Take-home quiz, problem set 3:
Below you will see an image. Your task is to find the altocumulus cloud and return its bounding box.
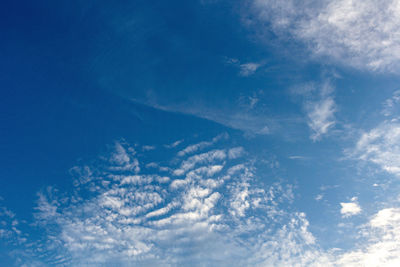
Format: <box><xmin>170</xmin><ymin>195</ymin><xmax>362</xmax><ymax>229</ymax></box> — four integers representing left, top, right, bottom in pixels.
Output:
<box><xmin>3</xmin><ymin>136</ymin><xmax>400</xmax><ymax>266</ymax></box>
<box><xmin>8</xmin><ymin>137</ymin><xmax>329</xmax><ymax>266</ymax></box>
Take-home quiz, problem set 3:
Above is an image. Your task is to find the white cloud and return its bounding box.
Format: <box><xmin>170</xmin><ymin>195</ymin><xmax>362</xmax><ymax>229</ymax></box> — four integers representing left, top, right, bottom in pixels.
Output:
<box><xmin>382</xmin><ymin>90</ymin><xmax>400</xmax><ymax>117</ymax></box>
<box><xmin>307</xmin><ymin>97</ymin><xmax>336</xmax><ymax>141</ymax></box>
<box><xmin>110</xmin><ymin>142</ymin><xmax>131</xmax><ymax>165</ymax></box>
<box><xmin>164</xmin><ymin>139</ymin><xmax>183</xmax><ymax>149</ymax></box>
<box><xmin>315</xmin><ymin>194</ymin><xmax>323</xmax><ymax>201</ymax></box>
<box><xmin>249</xmin><ymin>0</ymin><xmax>400</xmax><ymax>72</ymax></box>
<box><xmin>14</xmin><ymin>137</ymin><xmax>400</xmax><ymax>266</ymax></box>
<box><xmin>13</xmin><ymin>139</ymin><xmax>328</xmax><ymax>266</ymax></box>
<box><xmin>109</xmin><ymin>142</ymin><xmax>140</xmax><ymax>172</ymax></box>
<box><xmin>336</xmin><ymin>207</ymin><xmax>400</xmax><ymax>266</ymax></box>
<box><xmin>178</xmin><ymin>141</ymin><xmax>212</xmax><ymax>157</ymax></box>
<box><xmin>291</xmin><ymin>81</ymin><xmax>336</xmax><ymax>141</ymax></box>
<box><xmin>352</xmin><ymin>120</ymin><xmax>400</xmax><ymax>176</ymax></box>
<box><xmin>173</xmin><ymin>149</ymin><xmax>227</xmax><ymax>176</ymax></box>
<box><xmin>225</xmin><ymin>57</ymin><xmax>263</xmax><ymax>76</ymax></box>
<box><xmin>239</xmin><ymin>62</ymin><xmax>261</xmax><ymax>76</ymax></box>
<box><xmin>340</xmin><ymin>199</ymin><xmax>361</xmax><ymax>218</ymax></box>
<box><xmin>134</xmin><ymin>97</ymin><xmax>280</xmax><ymax>136</ymax></box>
<box><xmin>142</xmin><ymin>145</ymin><xmax>155</xmax><ymax>151</ymax></box>
<box><xmin>0</xmin><ymin>203</ymin><xmax>24</xmax><ymax>243</ymax></box>
<box><xmin>228</xmin><ymin>146</ymin><xmax>245</xmax><ymax>159</ymax></box>
<box><xmin>69</xmin><ymin>165</ymin><xmax>93</xmax><ymax>187</ymax></box>
<box><xmin>177</xmin><ymin>133</ymin><xmax>227</xmax><ymax>157</ymax></box>
<box><xmin>145</xmin><ymin>162</ymin><xmax>158</xmax><ymax>168</ymax></box>
<box><xmin>289</xmin><ymin>155</ymin><xmax>307</xmax><ymax>160</ymax></box>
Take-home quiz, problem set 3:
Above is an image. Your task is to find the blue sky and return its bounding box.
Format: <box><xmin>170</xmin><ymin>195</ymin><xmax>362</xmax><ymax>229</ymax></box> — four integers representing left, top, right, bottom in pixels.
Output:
<box><xmin>2</xmin><ymin>0</ymin><xmax>400</xmax><ymax>266</ymax></box>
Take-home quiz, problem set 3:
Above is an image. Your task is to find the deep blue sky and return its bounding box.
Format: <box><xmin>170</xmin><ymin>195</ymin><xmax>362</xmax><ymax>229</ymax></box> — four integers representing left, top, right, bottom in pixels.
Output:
<box><xmin>2</xmin><ymin>0</ymin><xmax>400</xmax><ymax>266</ymax></box>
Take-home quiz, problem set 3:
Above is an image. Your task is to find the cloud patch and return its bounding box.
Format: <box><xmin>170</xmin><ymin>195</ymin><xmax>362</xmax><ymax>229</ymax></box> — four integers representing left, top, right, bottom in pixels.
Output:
<box><xmin>352</xmin><ymin>120</ymin><xmax>400</xmax><ymax>176</ymax></box>
<box><xmin>291</xmin><ymin>81</ymin><xmax>336</xmax><ymax>141</ymax></box>
<box><xmin>8</xmin><ymin>138</ymin><xmax>328</xmax><ymax>266</ymax></box>
<box><xmin>248</xmin><ymin>0</ymin><xmax>400</xmax><ymax>72</ymax></box>
<box><xmin>340</xmin><ymin>197</ymin><xmax>362</xmax><ymax>218</ymax></box>
<box><xmin>337</xmin><ymin>207</ymin><xmax>400</xmax><ymax>266</ymax></box>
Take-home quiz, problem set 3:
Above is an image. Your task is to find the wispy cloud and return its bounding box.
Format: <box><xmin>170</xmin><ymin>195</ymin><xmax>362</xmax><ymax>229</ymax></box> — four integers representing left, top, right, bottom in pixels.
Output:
<box><xmin>225</xmin><ymin>57</ymin><xmax>264</xmax><ymax>76</ymax></box>
<box><xmin>142</xmin><ymin>145</ymin><xmax>155</xmax><ymax>151</ymax></box>
<box><xmin>177</xmin><ymin>133</ymin><xmax>227</xmax><ymax>157</ymax></box>
<box><xmin>382</xmin><ymin>90</ymin><xmax>400</xmax><ymax>117</ymax></box>
<box><xmin>291</xmin><ymin>81</ymin><xmax>337</xmax><ymax>141</ymax></box>
<box><xmin>307</xmin><ymin>97</ymin><xmax>336</xmax><ymax>141</ymax></box>
<box><xmin>164</xmin><ymin>139</ymin><xmax>184</xmax><ymax>149</ymax></box>
<box><xmin>248</xmin><ymin>0</ymin><xmax>400</xmax><ymax>72</ymax></box>
<box><xmin>347</xmin><ymin>90</ymin><xmax>400</xmax><ymax>177</ymax></box>
<box><xmin>135</xmin><ymin>98</ymin><xmax>280</xmax><ymax>136</ymax></box>
<box><xmin>0</xmin><ymin>203</ymin><xmax>25</xmax><ymax>244</ymax></box>
<box><xmin>289</xmin><ymin>155</ymin><xmax>307</xmax><ymax>160</ymax></box>
<box><xmin>239</xmin><ymin>62</ymin><xmax>262</xmax><ymax>76</ymax></box>
<box><xmin>351</xmin><ymin>120</ymin><xmax>400</xmax><ymax>176</ymax></box>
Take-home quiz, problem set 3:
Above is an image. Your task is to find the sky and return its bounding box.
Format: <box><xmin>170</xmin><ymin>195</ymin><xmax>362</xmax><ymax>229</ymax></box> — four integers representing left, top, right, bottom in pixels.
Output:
<box><xmin>1</xmin><ymin>0</ymin><xmax>400</xmax><ymax>266</ymax></box>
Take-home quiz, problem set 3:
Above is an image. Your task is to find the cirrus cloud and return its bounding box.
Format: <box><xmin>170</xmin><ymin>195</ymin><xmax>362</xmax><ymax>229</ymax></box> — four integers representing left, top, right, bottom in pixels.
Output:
<box><xmin>248</xmin><ymin>0</ymin><xmax>400</xmax><ymax>72</ymax></box>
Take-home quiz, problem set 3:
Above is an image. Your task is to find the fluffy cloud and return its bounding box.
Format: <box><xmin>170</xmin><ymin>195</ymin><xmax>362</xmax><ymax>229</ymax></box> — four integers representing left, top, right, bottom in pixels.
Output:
<box><xmin>337</xmin><ymin>207</ymin><xmax>400</xmax><ymax>266</ymax></box>
<box><xmin>340</xmin><ymin>197</ymin><xmax>362</xmax><ymax>218</ymax></box>
<box><xmin>249</xmin><ymin>0</ymin><xmax>400</xmax><ymax>72</ymax></box>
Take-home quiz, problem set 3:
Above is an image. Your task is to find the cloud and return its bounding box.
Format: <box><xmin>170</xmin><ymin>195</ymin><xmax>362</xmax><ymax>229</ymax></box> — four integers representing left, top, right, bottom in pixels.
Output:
<box><xmin>289</xmin><ymin>155</ymin><xmax>307</xmax><ymax>160</ymax></box>
<box><xmin>291</xmin><ymin>81</ymin><xmax>336</xmax><ymax>141</ymax></box>
<box><xmin>164</xmin><ymin>139</ymin><xmax>183</xmax><ymax>149</ymax></box>
<box><xmin>336</xmin><ymin>207</ymin><xmax>400</xmax><ymax>266</ymax></box>
<box><xmin>177</xmin><ymin>133</ymin><xmax>227</xmax><ymax>157</ymax></box>
<box><xmin>248</xmin><ymin>0</ymin><xmax>400</xmax><ymax>72</ymax></box>
<box><xmin>0</xmin><ymin>204</ymin><xmax>23</xmax><ymax>243</ymax></box>
<box><xmin>225</xmin><ymin>58</ymin><xmax>263</xmax><ymax>76</ymax></box>
<box><xmin>142</xmin><ymin>145</ymin><xmax>156</xmax><ymax>151</ymax></box>
<box><xmin>239</xmin><ymin>62</ymin><xmax>262</xmax><ymax>76</ymax></box>
<box><xmin>7</xmin><ymin>137</ymin><xmax>400</xmax><ymax>266</ymax></box>
<box><xmin>173</xmin><ymin>149</ymin><xmax>227</xmax><ymax>176</ymax></box>
<box><xmin>9</xmin><ymin>138</ymin><xmax>331</xmax><ymax>266</ymax></box>
<box><xmin>307</xmin><ymin>97</ymin><xmax>336</xmax><ymax>141</ymax></box>
<box><xmin>315</xmin><ymin>194</ymin><xmax>323</xmax><ymax>201</ymax></box>
<box><xmin>351</xmin><ymin>120</ymin><xmax>400</xmax><ymax>176</ymax></box>
<box><xmin>109</xmin><ymin>141</ymin><xmax>140</xmax><ymax>172</ymax></box>
<box><xmin>382</xmin><ymin>90</ymin><xmax>400</xmax><ymax>117</ymax></box>
<box><xmin>228</xmin><ymin>147</ymin><xmax>245</xmax><ymax>159</ymax></box>
<box><xmin>340</xmin><ymin>197</ymin><xmax>361</xmax><ymax>218</ymax></box>
<box><xmin>147</xmin><ymin>101</ymin><xmax>278</xmax><ymax>136</ymax></box>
